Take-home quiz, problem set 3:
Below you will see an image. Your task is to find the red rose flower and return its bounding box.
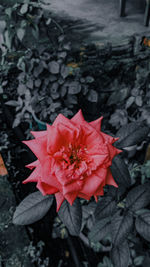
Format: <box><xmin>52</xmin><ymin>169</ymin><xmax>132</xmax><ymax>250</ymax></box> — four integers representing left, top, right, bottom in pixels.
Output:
<box><xmin>23</xmin><ymin>110</ymin><xmax>121</xmax><ymax>211</ymax></box>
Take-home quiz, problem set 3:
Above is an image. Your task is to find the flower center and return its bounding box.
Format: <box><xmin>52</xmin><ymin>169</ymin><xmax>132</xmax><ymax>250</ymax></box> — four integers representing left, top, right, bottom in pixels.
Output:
<box><xmin>54</xmin><ymin>143</ymin><xmax>90</xmax><ymax>180</ymax></box>
<box><xmin>63</xmin><ymin>143</ymin><xmax>87</xmax><ymax>166</ymax></box>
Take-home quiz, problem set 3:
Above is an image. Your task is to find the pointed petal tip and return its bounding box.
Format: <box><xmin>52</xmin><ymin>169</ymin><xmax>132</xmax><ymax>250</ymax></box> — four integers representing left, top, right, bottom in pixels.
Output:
<box><xmin>30</xmin><ymin>131</ymin><xmax>36</xmax><ymax>137</ymax></box>
<box><xmin>46</xmin><ymin>123</ymin><xmax>51</xmax><ymax>129</ymax></box>
<box><xmin>117</xmin><ymin>149</ymin><xmax>122</xmax><ymax>154</ymax></box>
<box><xmin>89</xmin><ymin>115</ymin><xmax>103</xmax><ymax>132</ymax></box>
<box><xmin>55</xmin><ymin>192</ymin><xmax>65</xmax><ymax>212</ymax></box>
<box><xmin>94</xmin><ymin>195</ymin><xmax>98</xmax><ymax>202</ymax></box>
<box><xmin>71</xmin><ymin>109</ymin><xmax>85</xmax><ymax>124</ymax></box>
<box><xmin>22</xmin><ymin>179</ymin><xmax>36</xmax><ymax>184</ymax></box>
<box><xmin>22</xmin><ymin>140</ymin><xmax>27</xmax><ymax>145</ymax></box>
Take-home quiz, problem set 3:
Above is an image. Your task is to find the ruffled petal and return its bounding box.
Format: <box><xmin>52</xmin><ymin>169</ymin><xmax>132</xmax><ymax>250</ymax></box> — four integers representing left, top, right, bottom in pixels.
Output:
<box><xmin>62</xmin><ymin>180</ymin><xmax>83</xmax><ymax>195</ymax></box>
<box><xmin>84</xmin><ymin>126</ymin><xmax>103</xmax><ymax>149</ymax></box>
<box><xmin>90</xmin><ymin>154</ymin><xmax>108</xmax><ymax>169</ymax></box>
<box><xmin>55</xmin><ymin>192</ymin><xmax>65</xmax><ymax>212</ymax></box>
<box><xmin>58</xmin><ymin>123</ymin><xmax>79</xmax><ymax>144</ymax></box>
<box><xmin>37</xmin><ymin>181</ymin><xmax>58</xmax><ymax>195</ymax></box>
<box><xmin>89</xmin><ymin>116</ymin><xmax>103</xmax><ymax>132</ymax></box>
<box><xmin>47</xmin><ymin>124</ymin><xmax>62</xmax><ymax>154</ymax></box>
<box><xmin>53</xmin><ymin>162</ymin><xmax>70</xmax><ymax>185</ymax></box>
<box><xmin>41</xmin><ymin>158</ymin><xmax>62</xmax><ymax>190</ymax></box>
<box><xmin>81</xmin><ymin>168</ymin><xmax>107</xmax><ymax>196</ymax></box>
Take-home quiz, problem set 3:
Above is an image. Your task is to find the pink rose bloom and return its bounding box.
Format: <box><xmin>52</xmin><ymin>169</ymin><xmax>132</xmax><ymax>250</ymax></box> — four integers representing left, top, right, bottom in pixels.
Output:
<box><xmin>23</xmin><ymin>110</ymin><xmax>121</xmax><ymax>211</ymax></box>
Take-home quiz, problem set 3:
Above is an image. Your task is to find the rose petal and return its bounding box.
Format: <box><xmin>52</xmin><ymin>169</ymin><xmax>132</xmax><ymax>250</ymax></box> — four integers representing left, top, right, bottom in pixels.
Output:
<box><xmin>47</xmin><ymin>124</ymin><xmax>62</xmax><ymax>154</ymax></box>
<box><xmin>78</xmin><ymin>192</ymin><xmax>91</xmax><ymax>200</ymax></box>
<box><xmin>53</xmin><ymin>162</ymin><xmax>71</xmax><ymax>185</ymax></box>
<box><xmin>94</xmin><ymin>180</ymin><xmax>105</xmax><ymax>196</ymax></box>
<box><xmin>89</xmin><ymin>116</ymin><xmax>103</xmax><ymax>132</ymax></box>
<box><xmin>71</xmin><ymin>109</ymin><xmax>85</xmax><ymax>125</ymax></box>
<box><xmin>94</xmin><ymin>196</ymin><xmax>98</xmax><ymax>202</ymax></box>
<box><xmin>55</xmin><ymin>192</ymin><xmax>65</xmax><ymax>211</ymax></box>
<box><xmin>58</xmin><ymin>123</ymin><xmax>79</xmax><ymax>144</ymax></box>
<box><xmin>41</xmin><ymin>158</ymin><xmax>62</xmax><ymax>190</ymax></box>
<box><xmin>23</xmin><ymin>165</ymin><xmax>41</xmax><ymax>184</ymax></box>
<box><xmin>90</xmin><ymin>154</ymin><xmax>108</xmax><ymax>169</ymax></box>
<box><xmin>106</xmin><ymin>168</ymin><xmax>118</xmax><ymax>187</ymax></box>
<box><xmin>53</xmin><ymin>113</ymin><xmax>78</xmax><ymax>132</ymax></box>
<box><xmin>101</xmin><ymin>132</ymin><xmax>115</xmax><ymax>144</ymax></box>
<box><xmin>25</xmin><ymin>160</ymin><xmax>39</xmax><ymax>170</ymax></box>
<box><xmin>62</xmin><ymin>180</ymin><xmax>83</xmax><ymax>195</ymax></box>
<box><xmin>64</xmin><ymin>192</ymin><xmax>78</xmax><ymax>205</ymax></box>
<box><xmin>31</xmin><ymin>130</ymin><xmax>47</xmax><ymax>138</ymax></box>
<box><xmin>81</xmin><ymin>168</ymin><xmax>107</xmax><ymax>196</ymax></box>
<box><xmin>23</xmin><ymin>135</ymin><xmax>47</xmax><ymax>162</ymax></box>
<box><xmin>85</xmin><ymin>126</ymin><xmax>103</xmax><ymax>149</ymax></box>
<box><xmin>107</xmin><ymin>143</ymin><xmax>121</xmax><ymax>161</ymax></box>
<box><xmin>37</xmin><ymin>181</ymin><xmax>58</xmax><ymax>195</ymax></box>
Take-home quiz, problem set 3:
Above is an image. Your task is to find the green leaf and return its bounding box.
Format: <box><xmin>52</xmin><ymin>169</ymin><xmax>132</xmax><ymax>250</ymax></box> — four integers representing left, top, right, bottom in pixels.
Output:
<box><xmin>135</xmin><ymin>96</ymin><xmax>143</xmax><ymax>107</ymax></box>
<box><xmin>60</xmin><ymin>64</ymin><xmax>69</xmax><ymax>79</ymax></box>
<box><xmin>33</xmin><ymin>65</ymin><xmax>43</xmax><ymax>78</ymax></box>
<box><xmin>125</xmin><ymin>96</ymin><xmax>135</xmax><ymax>109</ymax></box>
<box><xmin>111</xmin><ymin>155</ymin><xmax>131</xmax><ymax>188</ymax></box>
<box><xmin>17</xmin><ymin>28</ymin><xmax>25</xmax><ymax>41</ymax></box>
<box><xmin>13</xmin><ymin>191</ymin><xmax>53</xmax><ymax>225</ymax></box>
<box><xmin>111</xmin><ymin>240</ymin><xmax>130</xmax><ymax>267</ymax></box>
<box><xmin>5</xmin><ymin>7</ymin><xmax>12</xmax><ymax>18</ymax></box>
<box><xmin>17</xmin><ymin>83</ymin><xmax>26</xmax><ymax>95</ymax></box>
<box><xmin>88</xmin><ymin>217</ymin><xmax>110</xmax><ymax>242</ymax></box>
<box><xmin>82</xmin><ymin>202</ymin><xmax>97</xmax><ymax>220</ymax></box>
<box><xmin>107</xmin><ymin>88</ymin><xmax>129</xmax><ymax>106</ymax></box>
<box><xmin>58</xmin><ymin>199</ymin><xmax>82</xmax><ymax>236</ymax></box>
<box><xmin>115</xmin><ymin>121</ymin><xmax>149</xmax><ymax>148</ymax></box>
<box><xmin>46</xmin><ymin>18</ymin><xmax>52</xmax><ymax>25</ymax></box>
<box><xmin>111</xmin><ymin>211</ymin><xmax>133</xmax><ymax>246</ymax></box>
<box><xmin>134</xmin><ymin>256</ymin><xmax>145</xmax><ymax>266</ymax></box>
<box><xmin>135</xmin><ymin>212</ymin><xmax>150</xmax><ymax>241</ymax></box>
<box><xmin>85</xmin><ymin>76</ymin><xmax>94</xmax><ymax>84</ymax></box>
<box><xmin>5</xmin><ymin>100</ymin><xmax>19</xmax><ymax>107</ymax></box>
<box><xmin>31</xmin><ymin>24</ymin><xmax>39</xmax><ymax>40</ymax></box>
<box><xmin>68</xmin><ymin>81</ymin><xmax>81</xmax><ymax>95</ymax></box>
<box><xmin>48</xmin><ymin>61</ymin><xmax>60</xmax><ymax>74</ymax></box>
<box><xmin>94</xmin><ymin>196</ymin><xmax>117</xmax><ymax>222</ymax></box>
<box><xmin>97</xmin><ymin>256</ymin><xmax>113</xmax><ymax>267</ymax></box>
<box><xmin>4</xmin><ymin>30</ymin><xmax>12</xmax><ymax>50</ymax></box>
<box><xmin>126</xmin><ymin>184</ymin><xmax>150</xmax><ymax>211</ymax></box>
<box><xmin>20</xmin><ymin>3</ymin><xmax>28</xmax><ymax>14</ymax></box>
<box><xmin>87</xmin><ymin>89</ymin><xmax>98</xmax><ymax>103</ymax></box>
